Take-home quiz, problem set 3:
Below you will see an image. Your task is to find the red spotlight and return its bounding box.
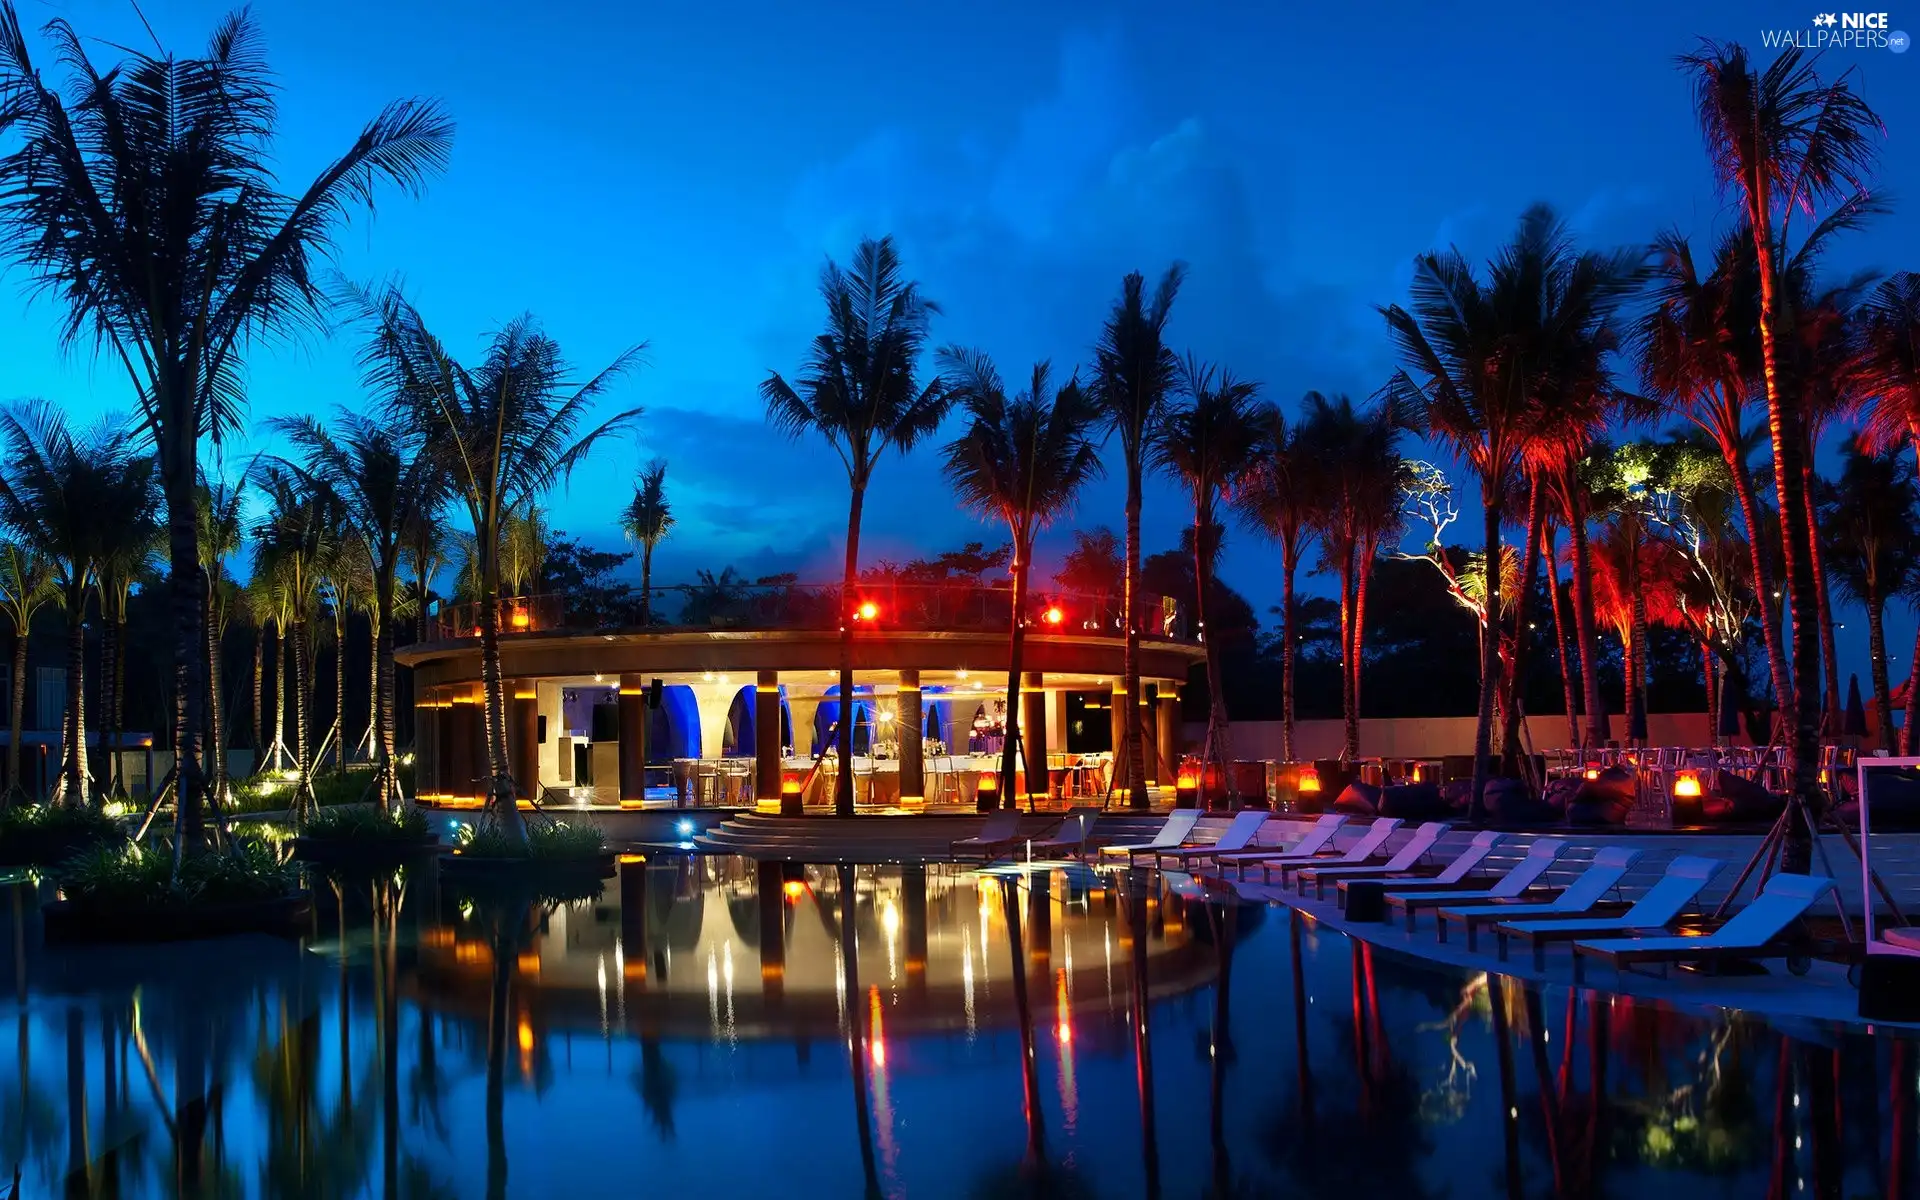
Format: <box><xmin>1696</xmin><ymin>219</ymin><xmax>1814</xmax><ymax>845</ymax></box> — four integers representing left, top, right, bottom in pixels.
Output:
<box><xmin>855</xmin><ymin>600</ymin><xmax>879</xmax><ymax>622</ymax></box>
<box><xmin>1043</xmin><ymin>605</ymin><xmax>1064</xmax><ymax>625</ymax></box>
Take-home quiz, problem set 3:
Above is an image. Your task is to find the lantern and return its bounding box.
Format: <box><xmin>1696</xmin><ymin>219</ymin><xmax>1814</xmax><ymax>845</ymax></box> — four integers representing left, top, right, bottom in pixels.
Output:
<box><xmin>1175</xmin><ymin>769</ymin><xmax>1199</xmax><ymax>809</ymax></box>
<box><xmin>510</xmin><ymin>607</ymin><xmax>530</xmax><ymax>630</ymax></box>
<box><xmin>1673</xmin><ymin>770</ymin><xmax>1702</xmax><ymax>799</ymax></box>
<box><xmin>1583</xmin><ymin>767</ymin><xmax>1601</xmax><ymax>781</ymax></box>
<box><xmin>1297</xmin><ymin>767</ymin><xmax>1322</xmax><ymax>795</ymax></box>
<box><xmin>976</xmin><ymin>771</ymin><xmax>1001</xmax><ymax>812</ymax></box>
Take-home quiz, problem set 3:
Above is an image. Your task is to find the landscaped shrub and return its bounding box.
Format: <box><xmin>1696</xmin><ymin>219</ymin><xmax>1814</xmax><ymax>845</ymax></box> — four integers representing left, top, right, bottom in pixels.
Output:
<box><xmin>58</xmin><ymin>836</ymin><xmax>300</xmax><ymax>912</ymax></box>
<box><xmin>0</xmin><ymin>803</ymin><xmax>125</xmax><ymax>866</ymax></box>
<box><xmin>302</xmin><ymin>805</ymin><xmax>433</xmax><ymax>843</ymax></box>
<box><xmin>459</xmin><ymin>819</ymin><xmax>607</xmax><ymax>861</ymax></box>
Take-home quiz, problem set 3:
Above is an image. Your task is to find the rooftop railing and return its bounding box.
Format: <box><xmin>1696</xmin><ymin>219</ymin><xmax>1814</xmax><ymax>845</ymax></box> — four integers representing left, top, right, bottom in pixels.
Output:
<box><xmin>430</xmin><ymin>583</ymin><xmax>1189</xmax><ymax>643</ymax></box>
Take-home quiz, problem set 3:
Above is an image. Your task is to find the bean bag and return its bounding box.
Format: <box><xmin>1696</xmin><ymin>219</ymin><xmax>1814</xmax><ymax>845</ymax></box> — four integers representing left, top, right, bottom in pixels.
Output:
<box><xmin>1333</xmin><ymin>780</ymin><xmax>1382</xmax><ymax>817</ymax></box>
<box><xmin>1565</xmin><ymin>766</ymin><xmax>1635</xmax><ymax>826</ymax></box>
<box><xmin>1541</xmin><ymin>777</ymin><xmax>1582</xmax><ymax>812</ymax></box>
<box><xmin>1700</xmin><ymin>771</ymin><xmax>1786</xmax><ymax>823</ymax></box>
<box><xmin>1439</xmin><ymin>780</ymin><xmax>1474</xmax><ymax>811</ymax></box>
<box><xmin>1484</xmin><ymin>776</ymin><xmax>1559</xmax><ymax>825</ymax></box>
<box><xmin>1836</xmin><ymin>769</ymin><xmax>1920</xmax><ymax>830</ymax></box>
<box><xmin>1378</xmin><ymin>782</ymin><xmax>1451</xmax><ymax>821</ymax></box>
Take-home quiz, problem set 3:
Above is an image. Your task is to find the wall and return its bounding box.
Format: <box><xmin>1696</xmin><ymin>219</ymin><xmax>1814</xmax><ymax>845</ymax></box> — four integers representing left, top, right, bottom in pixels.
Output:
<box><xmin>1185</xmin><ymin>713</ymin><xmax>1737</xmax><ymax>761</ymax></box>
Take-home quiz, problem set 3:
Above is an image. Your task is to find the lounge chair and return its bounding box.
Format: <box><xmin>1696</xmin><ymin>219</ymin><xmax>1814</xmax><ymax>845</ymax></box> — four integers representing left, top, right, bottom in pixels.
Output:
<box><xmin>1148</xmin><ymin>810</ymin><xmax>1272</xmax><ymax>867</ymax></box>
<box><xmin>1383</xmin><ymin>838</ymin><xmax>1570</xmax><ymax>931</ymax></box>
<box><xmin>1029</xmin><ymin>812</ymin><xmax>1096</xmax><ymax>859</ymax></box>
<box><xmin>1214</xmin><ymin>814</ymin><xmax>1349</xmax><ymax>878</ymax></box>
<box><xmin>950</xmin><ymin>809</ymin><xmax>1024</xmax><ymax>860</ymax></box>
<box><xmin>1331</xmin><ymin>830</ymin><xmax>1506</xmax><ymax>907</ymax></box>
<box><xmin>1245</xmin><ymin>817</ymin><xmax>1404</xmax><ymax>884</ymax></box>
<box><xmin>1571</xmin><ymin>872</ymin><xmax>1837</xmax><ymax>983</ymax></box>
<box><xmin>1097</xmin><ymin>809</ymin><xmax>1202</xmax><ymax>863</ymax></box>
<box><xmin>1293</xmin><ymin>821</ymin><xmax>1450</xmax><ymax>898</ymax></box>
<box><xmin>1433</xmin><ymin>847</ymin><xmax>1642</xmax><ymax>951</ymax></box>
<box><xmin>1495</xmin><ymin>855</ymin><xmax>1722</xmax><ymax>968</ymax></box>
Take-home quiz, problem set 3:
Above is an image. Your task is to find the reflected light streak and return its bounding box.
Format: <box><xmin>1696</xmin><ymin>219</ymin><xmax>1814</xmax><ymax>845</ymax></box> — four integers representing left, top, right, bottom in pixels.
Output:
<box><xmin>1055</xmin><ymin>967</ymin><xmax>1078</xmax><ymax>1135</ymax></box>
<box><xmin>961</xmin><ymin>927</ymin><xmax>977</xmax><ymax>1038</ymax></box>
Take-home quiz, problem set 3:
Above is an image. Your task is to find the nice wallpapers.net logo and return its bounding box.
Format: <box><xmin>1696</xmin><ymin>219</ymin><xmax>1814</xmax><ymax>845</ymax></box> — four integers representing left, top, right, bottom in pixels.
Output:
<box><xmin>1762</xmin><ymin>12</ymin><xmax>1910</xmax><ymax>50</ymax></box>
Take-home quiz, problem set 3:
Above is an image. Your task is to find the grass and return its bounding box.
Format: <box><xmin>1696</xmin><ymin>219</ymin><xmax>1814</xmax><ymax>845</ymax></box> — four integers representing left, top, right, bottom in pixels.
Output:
<box><xmin>58</xmin><ymin>835</ymin><xmax>300</xmax><ymax>913</ymax></box>
<box><xmin>0</xmin><ymin>802</ymin><xmax>126</xmax><ymax>866</ymax></box>
<box><xmin>301</xmin><ymin>805</ymin><xmax>433</xmax><ymax>844</ymax></box>
<box><xmin>228</xmin><ymin>762</ymin><xmax>417</xmax><ymax>815</ymax></box>
<box><xmin>458</xmin><ymin>819</ymin><xmax>607</xmax><ymax>861</ymax></box>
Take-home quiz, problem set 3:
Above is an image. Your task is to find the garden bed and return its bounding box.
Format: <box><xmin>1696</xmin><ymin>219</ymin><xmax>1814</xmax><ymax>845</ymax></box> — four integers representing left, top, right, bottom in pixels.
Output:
<box><xmin>439</xmin><ymin>818</ymin><xmax>615</xmax><ymax>882</ymax></box>
<box><xmin>0</xmin><ymin>804</ymin><xmax>126</xmax><ymax>867</ymax></box>
<box><xmin>43</xmin><ymin>836</ymin><xmax>308</xmax><ymax>945</ymax></box>
<box><xmin>289</xmin><ymin>805</ymin><xmax>441</xmax><ymax>867</ymax></box>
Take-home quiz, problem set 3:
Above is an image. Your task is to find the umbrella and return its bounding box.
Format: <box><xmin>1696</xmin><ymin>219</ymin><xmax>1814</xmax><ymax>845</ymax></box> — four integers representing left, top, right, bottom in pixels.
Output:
<box><xmin>1717</xmin><ymin>672</ymin><xmax>1745</xmax><ymax>739</ymax></box>
<box><xmin>1846</xmin><ymin>673</ymin><xmax>1869</xmax><ymax>740</ymax></box>
<box><xmin>1627</xmin><ymin>704</ymin><xmax>1648</xmax><ymax>743</ymax></box>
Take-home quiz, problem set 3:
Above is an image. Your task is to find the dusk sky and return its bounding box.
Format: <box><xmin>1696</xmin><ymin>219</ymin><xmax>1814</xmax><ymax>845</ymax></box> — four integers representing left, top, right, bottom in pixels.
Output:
<box><xmin>9</xmin><ymin>0</ymin><xmax>1920</xmax><ymax>670</ymax></box>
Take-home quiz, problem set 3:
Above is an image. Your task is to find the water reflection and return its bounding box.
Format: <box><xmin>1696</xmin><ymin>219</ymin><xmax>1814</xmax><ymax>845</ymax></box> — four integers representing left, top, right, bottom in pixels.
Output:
<box><xmin>6</xmin><ymin>861</ymin><xmax>1920</xmax><ymax>1198</ymax></box>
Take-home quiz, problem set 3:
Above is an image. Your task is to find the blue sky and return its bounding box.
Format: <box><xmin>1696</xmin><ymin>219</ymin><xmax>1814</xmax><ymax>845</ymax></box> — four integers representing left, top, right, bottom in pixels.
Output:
<box><xmin>7</xmin><ymin>0</ymin><xmax>1920</xmax><ymax>677</ymax></box>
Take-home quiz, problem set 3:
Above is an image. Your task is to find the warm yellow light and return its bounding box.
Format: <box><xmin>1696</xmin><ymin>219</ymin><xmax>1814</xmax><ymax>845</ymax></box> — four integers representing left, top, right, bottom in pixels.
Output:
<box><xmin>1044</xmin><ymin>605</ymin><xmax>1064</xmax><ymax>625</ymax></box>
<box><xmin>616</xmin><ymin>852</ymin><xmax>646</xmax><ymax>865</ymax></box>
<box><xmin>869</xmin><ymin>986</ymin><xmax>886</xmax><ymax>1067</ymax></box>
<box><xmin>783</xmin><ymin>880</ymin><xmax>807</xmax><ymax>901</ymax></box>
<box><xmin>510</xmin><ymin>609</ymin><xmax>530</xmax><ymax>630</ymax></box>
<box><xmin>1298</xmin><ymin>769</ymin><xmax>1321</xmax><ymax>794</ymax></box>
<box><xmin>516</xmin><ymin>1017</ymin><xmax>534</xmax><ymax>1053</ymax></box>
<box><xmin>1584</xmin><ymin>768</ymin><xmax>1600</xmax><ymax>781</ymax></box>
<box><xmin>977</xmin><ymin>772</ymin><xmax>999</xmax><ymax>792</ymax></box>
<box><xmin>1176</xmin><ymin>771</ymin><xmax>1199</xmax><ymax>790</ymax></box>
<box><xmin>857</xmin><ymin>600</ymin><xmax>879</xmax><ymax>621</ymax></box>
<box><xmin>1673</xmin><ymin>771</ymin><xmax>1702</xmax><ymax>799</ymax></box>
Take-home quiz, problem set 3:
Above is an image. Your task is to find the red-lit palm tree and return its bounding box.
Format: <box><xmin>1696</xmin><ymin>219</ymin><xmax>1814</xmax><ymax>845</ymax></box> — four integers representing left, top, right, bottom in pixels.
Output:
<box><xmin>1856</xmin><ymin>273</ymin><xmax>1920</xmax><ymax>750</ymax></box>
<box><xmin>1823</xmin><ymin>439</ymin><xmax>1920</xmax><ymax>748</ymax></box>
<box><xmin>1235</xmin><ymin>405</ymin><xmax>1322</xmax><ymax>763</ymax></box>
<box><xmin>763</xmin><ymin>237</ymin><xmax>950</xmax><ymax>816</ymax></box>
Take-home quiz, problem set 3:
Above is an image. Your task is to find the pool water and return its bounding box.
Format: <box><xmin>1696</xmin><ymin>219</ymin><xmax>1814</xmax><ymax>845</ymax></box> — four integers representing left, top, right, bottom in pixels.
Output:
<box><xmin>4</xmin><ymin>857</ymin><xmax>1914</xmax><ymax>1199</ymax></box>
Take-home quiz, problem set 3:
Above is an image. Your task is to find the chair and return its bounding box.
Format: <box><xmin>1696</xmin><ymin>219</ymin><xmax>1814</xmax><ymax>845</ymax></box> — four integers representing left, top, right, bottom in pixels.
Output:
<box><xmin>1096</xmin><ymin>809</ymin><xmax>1202</xmax><ymax>862</ymax></box>
<box><xmin>1029</xmin><ymin>812</ymin><xmax>1096</xmax><ymax>859</ymax></box>
<box><xmin>1571</xmin><ymin>872</ymin><xmax>1837</xmax><ymax>982</ymax></box>
<box><xmin>1332</xmin><ymin>830</ymin><xmax>1506</xmax><ymax>907</ymax></box>
<box><xmin>1433</xmin><ymin>847</ymin><xmax>1643</xmax><ymax>951</ymax></box>
<box><xmin>1247</xmin><ymin>817</ymin><xmax>1405</xmax><ymax>884</ymax></box>
<box><xmin>949</xmin><ymin>810</ymin><xmax>1025</xmax><ymax>860</ymax></box>
<box><xmin>1213</xmin><ymin>814</ymin><xmax>1349</xmax><ymax>878</ymax></box>
<box><xmin>1495</xmin><ymin>855</ymin><xmax>1722</xmax><ymax>968</ymax></box>
<box><xmin>1383</xmin><ymin>838</ymin><xmax>1570</xmax><ymax>931</ymax></box>
<box><xmin>1293</xmin><ymin>822</ymin><xmax>1451</xmax><ymax>898</ymax></box>
<box><xmin>1148</xmin><ymin>810</ymin><xmax>1272</xmax><ymax>867</ymax></box>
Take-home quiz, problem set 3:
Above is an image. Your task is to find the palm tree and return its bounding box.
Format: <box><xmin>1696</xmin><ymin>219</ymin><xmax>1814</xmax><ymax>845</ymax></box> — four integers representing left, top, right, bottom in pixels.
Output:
<box><xmin>241</xmin><ymin>575</ymin><xmax>285</xmax><ymax>772</ymax></box>
<box><xmin>498</xmin><ymin>504</ymin><xmax>548</xmax><ymax>599</ymax></box>
<box><xmin>1301</xmin><ymin>392</ymin><xmax>1405</xmax><ymax>762</ymax></box>
<box><xmin>350</xmin><ymin>283</ymin><xmax>643</xmax><ymax>846</ymax></box>
<box><xmin>269</xmin><ymin>410</ymin><xmax>443</xmax><ymax>809</ymax></box>
<box><xmin>0</xmin><ymin>4</ymin><xmax>451</xmax><ymax>842</ymax></box>
<box><xmin>1153</xmin><ymin>356</ymin><xmax>1263</xmax><ymax>785</ymax></box>
<box><xmin>620</xmin><ymin>460</ymin><xmax>674</xmax><ymax>625</ymax></box>
<box><xmin>0</xmin><ymin>542</ymin><xmax>54</xmax><ymax>803</ymax></box>
<box><xmin>0</xmin><ymin>402</ymin><xmax>157</xmax><ymax>806</ymax></box>
<box><xmin>1235</xmin><ymin>406</ymin><xmax>1321</xmax><ymax>763</ymax></box>
<box><xmin>1856</xmin><ymin>273</ymin><xmax>1920</xmax><ymax>750</ymax></box>
<box><xmin>250</xmin><ymin>464</ymin><xmax>334</xmax><ymax>821</ymax></box>
<box><xmin>197</xmin><ymin>476</ymin><xmax>245</xmax><ymax>802</ymax></box>
<box><xmin>1679</xmin><ymin>41</ymin><xmax>1881</xmax><ymax>871</ymax></box>
<box><xmin>95</xmin><ymin>497</ymin><xmax>158</xmax><ymax>800</ymax></box>
<box><xmin>940</xmin><ymin>350</ymin><xmax>1102</xmax><ymax>809</ymax></box>
<box><xmin>762</xmin><ymin>236</ymin><xmax>949</xmax><ymax>816</ymax></box>
<box><xmin>1824</xmin><ymin>439</ymin><xmax>1920</xmax><ymax>747</ymax></box>
<box><xmin>1088</xmin><ymin>266</ymin><xmax>1185</xmax><ymax>807</ymax></box>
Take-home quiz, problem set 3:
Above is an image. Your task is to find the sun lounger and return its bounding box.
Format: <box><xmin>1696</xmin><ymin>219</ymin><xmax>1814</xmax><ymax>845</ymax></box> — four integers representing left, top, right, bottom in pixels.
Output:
<box><xmin>950</xmin><ymin>809</ymin><xmax>1024</xmax><ymax>859</ymax></box>
<box><xmin>1434</xmin><ymin>846</ymin><xmax>1642</xmax><ymax>950</ymax></box>
<box><xmin>1029</xmin><ymin>812</ymin><xmax>1096</xmax><ymax>859</ymax></box>
<box><xmin>1214</xmin><ymin>814</ymin><xmax>1349</xmax><ymax>878</ymax></box>
<box><xmin>1383</xmin><ymin>838</ymin><xmax>1569</xmax><ymax>931</ymax></box>
<box><xmin>1571</xmin><ymin>872</ymin><xmax>1837</xmax><ymax>983</ymax></box>
<box><xmin>1149</xmin><ymin>810</ymin><xmax>1272</xmax><ymax>867</ymax></box>
<box><xmin>1331</xmin><ymin>830</ymin><xmax>1505</xmax><ymax>907</ymax></box>
<box><xmin>1097</xmin><ymin>809</ymin><xmax>1202</xmax><ymax>862</ymax></box>
<box><xmin>1293</xmin><ymin>822</ymin><xmax>1450</xmax><ymax>898</ymax></box>
<box><xmin>1244</xmin><ymin>817</ymin><xmax>1404</xmax><ymax>883</ymax></box>
<box><xmin>1495</xmin><ymin>855</ymin><xmax>1722</xmax><ymax>968</ymax></box>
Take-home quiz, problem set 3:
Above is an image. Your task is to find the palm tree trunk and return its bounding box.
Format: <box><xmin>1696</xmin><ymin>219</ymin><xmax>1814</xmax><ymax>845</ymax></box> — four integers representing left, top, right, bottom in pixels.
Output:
<box><xmin>1728</xmin><ymin>447</ymin><xmax>1793</xmax><ymax>713</ymax></box>
<box><xmin>1804</xmin><ymin>467</ymin><xmax>1841</xmax><ymax>734</ymax></box>
<box><xmin>1000</xmin><ymin>544</ymin><xmax>1030</xmax><ymax>812</ymax></box>
<box><xmin>1904</xmin><ymin>622</ymin><xmax>1920</xmax><ymax>756</ymax></box>
<box><xmin>1280</xmin><ymin>546</ymin><xmax>1299</xmax><ymax>764</ymax></box>
<box><xmin>1469</xmin><ymin>495</ymin><xmax>1502</xmax><ymax>820</ymax></box>
<box><xmin>1338</xmin><ymin>541</ymin><xmax>1356</xmax><ymax>763</ymax></box>
<box><xmin>274</xmin><ymin>625</ymin><xmax>289</xmax><ymax>772</ymax></box>
<box><xmin>206</xmin><ymin>605</ymin><xmax>224</xmax><ymax>806</ymax></box>
<box><xmin>641</xmin><ymin>544</ymin><xmax>653</xmax><ymax>625</ymax></box>
<box><xmin>1567</xmin><ymin>486</ymin><xmax>1608</xmax><ymax>747</ymax></box>
<box><xmin>1545</xmin><ymin>528</ymin><xmax>1580</xmax><ymax>749</ymax></box>
<box><xmin>1703</xmin><ymin>642</ymin><xmax>1719</xmax><ymax>741</ymax></box>
<box><xmin>60</xmin><ymin>597</ymin><xmax>85</xmax><ymax>806</ymax></box>
<box><xmin>293</xmin><ymin>617</ymin><xmax>313</xmax><ymax>821</ymax></box>
<box><xmin>251</xmin><ymin>627</ymin><xmax>263</xmax><ymax>761</ymax></box>
<box><xmin>330</xmin><ymin>608</ymin><xmax>345</xmax><ymax>772</ymax></box>
<box><xmin>376</xmin><ymin>571</ymin><xmax>400</xmax><ymax>811</ymax></box>
<box><xmin>1122</xmin><ymin>459</ymin><xmax>1148</xmax><ymax>807</ymax></box>
<box><xmin>1500</xmin><ymin>480</ymin><xmax>1546</xmax><ymax>766</ymax></box>
<box><xmin>836</xmin><ymin>483</ymin><xmax>866</xmax><ymax>818</ymax></box>
<box><xmin>480</xmin><ymin>533</ymin><xmax>527</xmax><ymax>847</ymax></box>
<box><xmin>365</xmin><ymin>606</ymin><xmax>379</xmax><ymax>762</ymax></box>
<box><xmin>1350</xmin><ymin>535</ymin><xmax>1373</xmax><ymax>761</ymax></box>
<box><xmin>1629</xmin><ymin>588</ymin><xmax>1649</xmax><ymax>744</ymax></box>
<box><xmin>100</xmin><ymin>613</ymin><xmax>118</xmax><ymax>798</ymax></box>
<box><xmin>163</xmin><ymin>456</ymin><xmax>208</xmax><ymax>846</ymax></box>
<box><xmin>1869</xmin><ymin>595</ymin><xmax>1893</xmax><ymax>750</ymax></box>
<box><xmin>1193</xmin><ymin>515</ymin><xmax>1232</xmax><ymax>795</ymax></box>
<box><xmin>7</xmin><ymin>626</ymin><xmax>26</xmax><ymax>800</ymax></box>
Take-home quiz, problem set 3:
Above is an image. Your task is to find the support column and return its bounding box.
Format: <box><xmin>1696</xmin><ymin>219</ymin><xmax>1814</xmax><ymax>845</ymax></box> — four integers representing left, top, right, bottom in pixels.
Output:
<box><xmin>509</xmin><ymin>680</ymin><xmax>538</xmax><ymax>804</ymax></box>
<box><xmin>897</xmin><ymin>669</ymin><xmax>923</xmax><ymax>809</ymax></box>
<box><xmin>1157</xmin><ymin>684</ymin><xmax>1181</xmax><ymax>792</ymax></box>
<box><xmin>440</xmin><ymin>690</ymin><xmax>465</xmax><ymax>803</ymax></box>
<box><xmin>1109</xmin><ymin>681</ymin><xmax>1129</xmax><ymax>804</ymax></box>
<box><xmin>755</xmin><ymin>671</ymin><xmax>786</xmax><ymax>813</ymax></box>
<box><xmin>420</xmin><ymin>688</ymin><xmax>443</xmax><ymax>801</ymax></box>
<box><xmin>1045</xmin><ymin>690</ymin><xmax>1067</xmax><ymax>763</ymax></box>
<box><xmin>1139</xmin><ymin>685</ymin><xmax>1158</xmax><ymax>788</ymax></box>
<box><xmin>1021</xmin><ymin>671</ymin><xmax>1048</xmax><ymax>803</ymax></box>
<box><xmin>462</xmin><ymin>688</ymin><xmax>487</xmax><ymax>804</ymax></box>
<box><xmin>619</xmin><ymin>673</ymin><xmax>648</xmax><ymax>808</ymax></box>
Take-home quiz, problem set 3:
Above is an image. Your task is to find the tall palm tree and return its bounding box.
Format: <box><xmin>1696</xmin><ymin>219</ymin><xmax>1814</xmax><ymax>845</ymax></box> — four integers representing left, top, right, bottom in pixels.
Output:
<box><xmin>250</xmin><ymin>464</ymin><xmax>334</xmax><ymax>821</ymax></box>
<box><xmin>0</xmin><ymin>4</ymin><xmax>451</xmax><ymax>842</ymax></box>
<box><xmin>269</xmin><ymin>410</ymin><xmax>443</xmax><ymax>809</ymax></box>
<box><xmin>1234</xmin><ymin>405</ymin><xmax>1321</xmax><ymax>763</ymax></box>
<box><xmin>762</xmin><ymin>236</ymin><xmax>949</xmax><ymax>816</ymax></box>
<box><xmin>940</xmin><ymin>350</ymin><xmax>1102</xmax><ymax>810</ymax></box>
<box><xmin>1856</xmin><ymin>273</ymin><xmax>1920</xmax><ymax>750</ymax></box>
<box><xmin>498</xmin><ymin>504</ymin><xmax>548</xmax><ymax>599</ymax></box>
<box><xmin>1679</xmin><ymin>41</ymin><xmax>1881</xmax><ymax>871</ymax></box>
<box><xmin>242</xmin><ymin>575</ymin><xmax>285</xmax><ymax>772</ymax></box>
<box><xmin>620</xmin><ymin>459</ymin><xmax>673</xmax><ymax>625</ymax></box>
<box><xmin>350</xmin><ymin>283</ymin><xmax>643</xmax><ymax>846</ymax></box>
<box><xmin>1301</xmin><ymin>392</ymin><xmax>1405</xmax><ymax>762</ymax></box>
<box><xmin>1088</xmin><ymin>266</ymin><xmax>1185</xmax><ymax>807</ymax></box>
<box><xmin>1152</xmin><ymin>357</ymin><xmax>1263</xmax><ymax>785</ymax></box>
<box><xmin>197</xmin><ymin>475</ymin><xmax>245</xmax><ymax>803</ymax></box>
<box><xmin>95</xmin><ymin>496</ymin><xmax>158</xmax><ymax>800</ymax></box>
<box><xmin>0</xmin><ymin>402</ymin><xmax>156</xmax><ymax>806</ymax></box>
<box><xmin>1823</xmin><ymin>439</ymin><xmax>1920</xmax><ymax>747</ymax></box>
<box><xmin>0</xmin><ymin>541</ymin><xmax>54</xmax><ymax>803</ymax></box>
